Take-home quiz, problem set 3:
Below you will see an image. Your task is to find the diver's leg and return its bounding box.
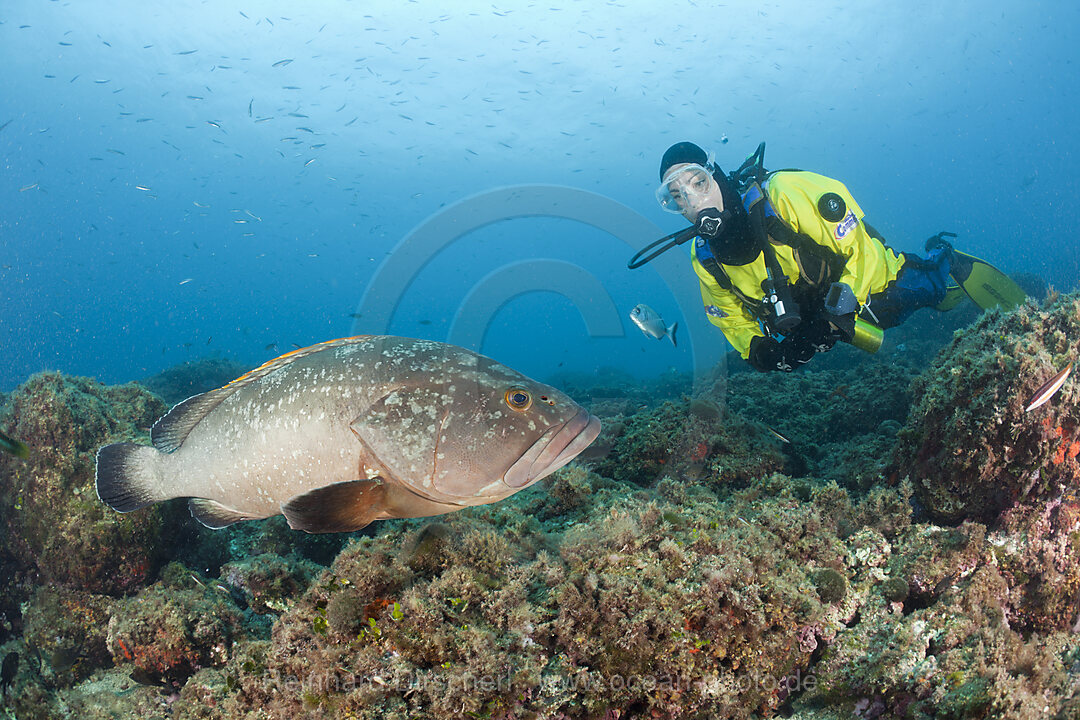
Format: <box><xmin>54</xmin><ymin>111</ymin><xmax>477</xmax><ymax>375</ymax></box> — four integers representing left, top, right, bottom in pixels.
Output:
<box><xmin>863</xmin><ymin>251</ymin><xmax>951</xmax><ymax>329</ymax></box>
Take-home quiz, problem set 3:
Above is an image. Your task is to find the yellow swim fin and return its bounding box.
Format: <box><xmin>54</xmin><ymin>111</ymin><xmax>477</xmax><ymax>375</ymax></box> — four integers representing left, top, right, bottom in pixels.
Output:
<box><xmin>934</xmin><ymin>284</ymin><xmax>967</xmax><ymax>312</ymax></box>
<box><xmin>949</xmin><ymin>249</ymin><xmax>1026</xmax><ymax>311</ymax></box>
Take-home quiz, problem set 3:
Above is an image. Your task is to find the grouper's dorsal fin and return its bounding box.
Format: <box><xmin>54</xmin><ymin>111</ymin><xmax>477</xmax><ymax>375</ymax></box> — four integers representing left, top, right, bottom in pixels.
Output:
<box><xmin>151</xmin><ymin>335</ymin><xmax>377</xmax><ymax>453</ymax></box>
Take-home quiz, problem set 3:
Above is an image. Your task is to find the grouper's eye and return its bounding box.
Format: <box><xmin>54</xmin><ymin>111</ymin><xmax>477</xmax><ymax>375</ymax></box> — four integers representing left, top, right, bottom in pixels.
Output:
<box><xmin>504</xmin><ymin>388</ymin><xmax>532</xmax><ymax>411</ymax></box>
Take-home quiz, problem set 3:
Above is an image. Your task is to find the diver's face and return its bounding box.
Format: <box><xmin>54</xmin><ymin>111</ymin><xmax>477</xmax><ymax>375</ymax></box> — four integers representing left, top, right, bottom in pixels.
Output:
<box><xmin>663</xmin><ymin>163</ymin><xmax>725</xmax><ymax>222</ymax></box>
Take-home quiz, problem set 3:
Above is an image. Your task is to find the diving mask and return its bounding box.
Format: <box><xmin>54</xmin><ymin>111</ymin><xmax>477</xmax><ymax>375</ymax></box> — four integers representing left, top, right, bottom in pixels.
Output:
<box><xmin>655</xmin><ymin>163</ymin><xmax>718</xmax><ymax>214</ymax></box>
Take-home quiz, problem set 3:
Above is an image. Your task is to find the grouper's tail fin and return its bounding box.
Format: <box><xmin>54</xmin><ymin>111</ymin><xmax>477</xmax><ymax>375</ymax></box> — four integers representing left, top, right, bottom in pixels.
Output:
<box><xmin>96</xmin><ymin>443</ymin><xmax>168</xmax><ymax>512</ymax></box>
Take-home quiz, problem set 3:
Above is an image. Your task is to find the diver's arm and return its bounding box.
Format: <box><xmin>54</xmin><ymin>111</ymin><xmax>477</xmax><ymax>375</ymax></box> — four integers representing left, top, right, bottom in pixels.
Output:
<box><xmin>694</xmin><ymin>277</ymin><xmax>763</xmax><ymax>359</ymax></box>
<box><xmin>829</xmin><ymin>222</ymin><xmax>894</xmax><ymax>305</ymax></box>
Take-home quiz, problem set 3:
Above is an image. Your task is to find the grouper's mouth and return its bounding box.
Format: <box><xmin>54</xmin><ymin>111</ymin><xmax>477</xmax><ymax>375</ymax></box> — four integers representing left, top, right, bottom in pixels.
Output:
<box><xmin>503</xmin><ymin>408</ymin><xmax>602</xmax><ymax>489</ymax></box>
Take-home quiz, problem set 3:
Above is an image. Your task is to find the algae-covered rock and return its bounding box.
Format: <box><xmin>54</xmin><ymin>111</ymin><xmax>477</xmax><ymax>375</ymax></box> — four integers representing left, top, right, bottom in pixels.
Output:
<box><xmin>594</xmin><ymin>397</ymin><xmax>785</xmax><ymax>487</ymax></box>
<box><xmin>140</xmin><ymin>356</ymin><xmax>252</xmax><ymax>407</ymax></box>
<box><xmin>813</xmin><ymin>568</ymin><xmax>847</xmax><ymax>604</ymax></box>
<box><xmin>220</xmin><ymin>551</ymin><xmax>321</xmax><ymax>615</ymax></box>
<box><xmin>191</xmin><ymin>473</ymin><xmax>874</xmax><ymax>720</ymax></box>
<box><xmin>105</xmin><ymin>562</ymin><xmax>248</xmax><ymax>686</ymax></box>
<box><xmin>21</xmin><ymin>586</ymin><xmax>115</xmax><ymax>687</ymax></box>
<box><xmin>3</xmin><ymin>665</ymin><xmax>167</xmax><ymax>720</ymax></box>
<box><xmin>799</xmin><ymin>516</ymin><xmax>1080</xmax><ymax>719</ymax></box>
<box><xmin>988</xmin><ymin>496</ymin><xmax>1080</xmax><ymax>632</ymax></box>
<box><xmin>0</xmin><ymin>372</ymin><xmax>168</xmax><ymax>595</ymax></box>
<box><xmin>895</xmin><ymin>293</ymin><xmax>1080</xmax><ymax>524</ymax></box>
<box><xmin>726</xmin><ymin>363</ymin><xmax>915</xmax><ymax>490</ymax></box>
<box><xmin>7</xmin><ymin>350</ymin><xmax>1080</xmax><ymax>719</ymax></box>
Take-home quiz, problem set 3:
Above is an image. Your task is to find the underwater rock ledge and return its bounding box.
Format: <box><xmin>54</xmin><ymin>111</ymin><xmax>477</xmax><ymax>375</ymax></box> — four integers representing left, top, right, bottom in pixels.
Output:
<box><xmin>896</xmin><ymin>291</ymin><xmax>1080</xmax><ymax>525</ymax></box>
<box><xmin>1</xmin><ymin>297</ymin><xmax>1079</xmax><ymax>719</ymax></box>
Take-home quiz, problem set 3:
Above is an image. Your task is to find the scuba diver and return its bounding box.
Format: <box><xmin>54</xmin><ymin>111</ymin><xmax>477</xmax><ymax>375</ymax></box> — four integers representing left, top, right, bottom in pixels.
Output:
<box><xmin>628</xmin><ymin>141</ymin><xmax>1026</xmax><ymax>372</ymax></box>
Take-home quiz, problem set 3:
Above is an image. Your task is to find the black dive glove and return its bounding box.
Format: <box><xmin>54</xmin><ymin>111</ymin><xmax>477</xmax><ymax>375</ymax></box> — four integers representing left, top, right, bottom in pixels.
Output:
<box><xmin>823</xmin><ymin>282</ymin><xmax>858</xmax><ymax>343</ymax></box>
<box><xmin>748</xmin><ymin>335</ymin><xmax>817</xmax><ymax>373</ymax></box>
<box><xmin>748</xmin><ymin>314</ymin><xmax>841</xmax><ymax>373</ymax></box>
<box><xmin>828</xmin><ymin>313</ymin><xmax>857</xmax><ymax>342</ymax></box>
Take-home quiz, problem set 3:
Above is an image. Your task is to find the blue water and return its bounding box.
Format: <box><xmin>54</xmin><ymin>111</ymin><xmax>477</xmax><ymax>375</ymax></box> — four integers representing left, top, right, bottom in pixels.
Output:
<box><xmin>2</xmin><ymin>0</ymin><xmax>1078</xmax><ymax>392</ymax></box>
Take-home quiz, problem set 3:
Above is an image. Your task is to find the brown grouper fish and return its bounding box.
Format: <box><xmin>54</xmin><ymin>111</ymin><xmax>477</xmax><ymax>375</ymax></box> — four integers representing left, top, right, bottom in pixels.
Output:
<box><xmin>96</xmin><ymin>336</ymin><xmax>601</xmax><ymax>533</ymax></box>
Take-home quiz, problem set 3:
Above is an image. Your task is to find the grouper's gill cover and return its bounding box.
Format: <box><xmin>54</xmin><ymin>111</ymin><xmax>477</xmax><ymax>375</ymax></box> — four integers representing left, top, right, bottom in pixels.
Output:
<box><xmin>94</xmin><ymin>336</ymin><xmax>602</xmax><ymax>533</ymax></box>
<box><xmin>354</xmin><ymin>352</ymin><xmax>579</xmax><ymax>501</ymax></box>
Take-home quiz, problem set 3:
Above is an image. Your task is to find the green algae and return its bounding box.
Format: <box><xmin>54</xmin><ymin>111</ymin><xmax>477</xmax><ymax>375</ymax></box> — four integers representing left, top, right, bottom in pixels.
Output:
<box><xmin>813</xmin><ymin>568</ymin><xmax>847</xmax><ymax>604</ymax></box>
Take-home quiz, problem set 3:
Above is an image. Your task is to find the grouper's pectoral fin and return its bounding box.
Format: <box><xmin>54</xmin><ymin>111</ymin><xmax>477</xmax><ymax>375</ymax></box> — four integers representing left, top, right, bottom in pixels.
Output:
<box><xmin>280</xmin><ymin>479</ymin><xmax>388</xmax><ymax>534</ymax></box>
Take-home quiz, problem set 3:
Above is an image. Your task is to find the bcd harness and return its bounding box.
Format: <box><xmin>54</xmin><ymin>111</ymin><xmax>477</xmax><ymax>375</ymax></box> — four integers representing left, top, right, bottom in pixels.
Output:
<box><xmin>694</xmin><ymin>180</ymin><xmax>847</xmax><ymax>339</ymax></box>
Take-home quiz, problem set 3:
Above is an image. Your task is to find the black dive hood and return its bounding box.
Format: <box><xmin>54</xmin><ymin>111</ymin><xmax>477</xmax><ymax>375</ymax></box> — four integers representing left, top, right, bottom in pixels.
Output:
<box><xmin>704</xmin><ymin>173</ymin><xmax>758</xmax><ymax>265</ymax></box>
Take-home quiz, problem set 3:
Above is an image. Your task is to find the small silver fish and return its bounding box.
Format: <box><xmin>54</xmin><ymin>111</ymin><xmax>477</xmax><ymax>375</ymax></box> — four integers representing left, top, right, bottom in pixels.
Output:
<box><xmin>766</xmin><ymin>426</ymin><xmax>791</xmax><ymax>444</ymax></box>
<box><xmin>630</xmin><ymin>303</ymin><xmax>678</xmax><ymax>347</ymax></box>
<box><xmin>1024</xmin><ymin>363</ymin><xmax>1072</xmax><ymax>412</ymax></box>
<box><xmin>96</xmin><ymin>336</ymin><xmax>600</xmax><ymax>533</ymax></box>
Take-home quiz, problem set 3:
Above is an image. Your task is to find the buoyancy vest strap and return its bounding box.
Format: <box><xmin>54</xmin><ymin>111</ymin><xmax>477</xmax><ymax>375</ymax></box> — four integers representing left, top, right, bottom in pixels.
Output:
<box><xmin>749</xmin><ymin>182</ymin><xmax>841</xmax><ymax>285</ymax></box>
<box><xmin>740</xmin><ymin>184</ymin><xmax>800</xmax><ymax>305</ymax></box>
<box><xmin>742</xmin><ymin>182</ymin><xmax>766</xmax><ymax>212</ymax></box>
<box><xmin>764</xmin><ymin>215</ymin><xmax>845</xmax><ymax>286</ymax></box>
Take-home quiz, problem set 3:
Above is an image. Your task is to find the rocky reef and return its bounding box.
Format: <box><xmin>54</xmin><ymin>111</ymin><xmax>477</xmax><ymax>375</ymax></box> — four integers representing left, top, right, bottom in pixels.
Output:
<box><xmin>0</xmin><ymin>373</ymin><xmax>168</xmax><ymax>603</ymax></box>
<box><xmin>896</xmin><ymin>292</ymin><xmax>1080</xmax><ymax>524</ymax></box>
<box><xmin>1</xmin><ymin>293</ymin><xmax>1078</xmax><ymax>719</ymax></box>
